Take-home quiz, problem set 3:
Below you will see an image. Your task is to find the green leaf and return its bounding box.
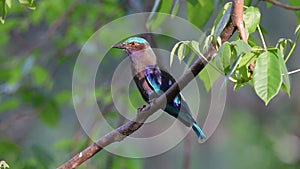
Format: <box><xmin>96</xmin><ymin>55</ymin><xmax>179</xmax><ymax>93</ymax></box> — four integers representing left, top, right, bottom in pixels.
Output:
<box><xmin>53</xmin><ymin>138</ymin><xmax>73</xmax><ymax>151</ymax></box>
<box><xmin>281</xmin><ymin>83</ymin><xmax>289</xmax><ymax>94</ymax></box>
<box><xmin>289</xmin><ymin>0</ymin><xmax>300</xmax><ymax>6</ymax></box>
<box><xmin>0</xmin><ymin>0</ymin><xmax>7</xmax><ymax>24</ymax></box>
<box><xmin>32</xmin><ymin>66</ymin><xmax>49</xmax><ymax>86</ymax></box>
<box><xmin>185</xmin><ymin>40</ymin><xmax>201</xmax><ymax>66</ymax></box>
<box><xmin>54</xmin><ymin>91</ymin><xmax>72</xmax><ymax>105</ymax></box>
<box><xmin>19</xmin><ymin>0</ymin><xmax>36</xmax><ymax>10</ymax></box>
<box><xmin>253</xmin><ymin>51</ymin><xmax>282</xmax><ymax>105</ymax></box>
<box><xmin>289</xmin><ymin>1</ymin><xmax>300</xmax><ymax>22</ymax></box>
<box><xmin>199</xmin><ymin>60</ymin><xmax>221</xmax><ymax>91</ymax></box>
<box><xmin>274</xmin><ymin>49</ymin><xmax>290</xmax><ymax>96</ymax></box>
<box><xmin>266</xmin><ymin>2</ymin><xmax>273</xmax><ymax>8</ymax></box>
<box><xmin>248</xmin><ymin>36</ymin><xmax>259</xmax><ymax>47</ymax></box>
<box><xmin>5</xmin><ymin>0</ymin><xmax>11</xmax><ymax>8</ymax></box>
<box><xmin>244</xmin><ymin>7</ymin><xmax>261</xmax><ymax>35</ymax></box>
<box><xmin>186</xmin><ymin>0</ymin><xmax>214</xmax><ymax>29</ymax></box>
<box><xmin>204</xmin><ymin>35</ymin><xmax>213</xmax><ymax>51</ymax></box>
<box><xmin>234</xmin><ymin>81</ymin><xmax>247</xmax><ymax>90</ymax></box>
<box><xmin>235</xmin><ymin>64</ymin><xmax>251</xmax><ymax>84</ymax></box>
<box><xmin>276</xmin><ymin>38</ymin><xmax>294</xmax><ymax>55</ymax></box>
<box><xmin>232</xmin><ymin>40</ymin><xmax>252</xmax><ymax>55</ymax></box>
<box><xmin>21</xmin><ymin>88</ymin><xmax>44</xmax><ymax>106</ymax></box>
<box><xmin>0</xmin><ymin>140</ymin><xmax>19</xmax><ymax>154</ymax></box>
<box><xmin>213</xmin><ymin>4</ymin><xmax>232</xmax><ymax>38</ymax></box>
<box><xmin>8</xmin><ymin>68</ymin><xmax>21</xmax><ymax>85</ymax></box>
<box><xmin>38</xmin><ymin>101</ymin><xmax>60</xmax><ymax>126</ymax></box>
<box><xmin>221</xmin><ymin>53</ymin><xmax>243</xmax><ymax>90</ymax></box>
<box><xmin>295</xmin><ymin>24</ymin><xmax>300</xmax><ymax>35</ymax></box>
<box><xmin>212</xmin><ymin>2</ymin><xmax>231</xmax><ymax>28</ymax></box>
<box><xmin>244</xmin><ymin>0</ymin><xmax>252</xmax><ymax>6</ymax></box>
<box><xmin>171</xmin><ymin>0</ymin><xmax>179</xmax><ymax>16</ymax></box>
<box><xmin>177</xmin><ymin>42</ymin><xmax>186</xmax><ymax>62</ymax></box>
<box><xmin>112</xmin><ymin>157</ymin><xmax>142</xmax><ymax>169</ymax></box>
<box><xmin>170</xmin><ymin>42</ymin><xmax>181</xmax><ymax>66</ymax></box>
<box><xmin>0</xmin><ymin>98</ymin><xmax>20</xmax><ymax>112</ymax></box>
<box><xmin>238</xmin><ymin>52</ymin><xmax>257</xmax><ymax>69</ymax></box>
<box><xmin>146</xmin><ymin>0</ymin><xmax>172</xmax><ymax>30</ymax></box>
<box><xmin>218</xmin><ymin>42</ymin><xmax>231</xmax><ymax>72</ymax></box>
<box><xmin>190</xmin><ymin>40</ymin><xmax>201</xmax><ymax>55</ymax></box>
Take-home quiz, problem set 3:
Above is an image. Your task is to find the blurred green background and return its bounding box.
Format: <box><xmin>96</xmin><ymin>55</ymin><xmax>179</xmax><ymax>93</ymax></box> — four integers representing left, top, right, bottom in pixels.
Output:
<box><xmin>0</xmin><ymin>0</ymin><xmax>299</xmax><ymax>168</ymax></box>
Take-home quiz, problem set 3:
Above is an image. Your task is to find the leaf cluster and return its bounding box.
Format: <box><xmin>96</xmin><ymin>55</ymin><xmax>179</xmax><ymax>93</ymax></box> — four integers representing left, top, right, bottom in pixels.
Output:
<box><xmin>169</xmin><ymin>4</ymin><xmax>298</xmax><ymax>105</ymax></box>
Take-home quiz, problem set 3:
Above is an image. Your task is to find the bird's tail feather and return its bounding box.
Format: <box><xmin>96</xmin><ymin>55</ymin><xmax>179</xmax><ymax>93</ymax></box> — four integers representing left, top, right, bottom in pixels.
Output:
<box><xmin>192</xmin><ymin>123</ymin><xmax>206</xmax><ymax>140</ymax></box>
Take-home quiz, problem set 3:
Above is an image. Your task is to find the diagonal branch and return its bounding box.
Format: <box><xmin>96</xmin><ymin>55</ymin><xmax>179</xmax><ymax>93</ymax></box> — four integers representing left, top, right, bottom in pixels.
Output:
<box><xmin>57</xmin><ymin>2</ymin><xmax>239</xmax><ymax>169</ymax></box>
<box><xmin>232</xmin><ymin>0</ymin><xmax>247</xmax><ymax>42</ymax></box>
<box><xmin>265</xmin><ymin>0</ymin><xmax>300</xmax><ymax>10</ymax></box>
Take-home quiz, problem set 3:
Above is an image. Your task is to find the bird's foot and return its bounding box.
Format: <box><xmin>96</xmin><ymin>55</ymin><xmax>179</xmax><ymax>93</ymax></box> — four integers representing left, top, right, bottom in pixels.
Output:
<box><xmin>137</xmin><ymin>103</ymin><xmax>153</xmax><ymax>112</ymax></box>
<box><xmin>137</xmin><ymin>105</ymin><xmax>147</xmax><ymax>112</ymax></box>
<box><xmin>137</xmin><ymin>98</ymin><xmax>157</xmax><ymax>113</ymax></box>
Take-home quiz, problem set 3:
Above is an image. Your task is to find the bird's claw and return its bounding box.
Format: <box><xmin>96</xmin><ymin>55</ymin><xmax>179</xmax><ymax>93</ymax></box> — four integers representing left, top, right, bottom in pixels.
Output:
<box><xmin>137</xmin><ymin>105</ymin><xmax>146</xmax><ymax>112</ymax></box>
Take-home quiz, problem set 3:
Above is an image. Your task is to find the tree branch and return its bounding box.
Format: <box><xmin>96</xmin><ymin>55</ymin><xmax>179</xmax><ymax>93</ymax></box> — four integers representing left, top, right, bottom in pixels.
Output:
<box><xmin>265</xmin><ymin>0</ymin><xmax>300</xmax><ymax>10</ymax></box>
<box><xmin>232</xmin><ymin>0</ymin><xmax>247</xmax><ymax>42</ymax></box>
<box><xmin>57</xmin><ymin>2</ymin><xmax>239</xmax><ymax>169</ymax></box>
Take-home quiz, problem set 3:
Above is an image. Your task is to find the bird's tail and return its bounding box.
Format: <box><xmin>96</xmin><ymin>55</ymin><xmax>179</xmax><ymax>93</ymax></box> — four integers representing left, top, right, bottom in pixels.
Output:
<box><xmin>192</xmin><ymin>123</ymin><xmax>206</xmax><ymax>140</ymax></box>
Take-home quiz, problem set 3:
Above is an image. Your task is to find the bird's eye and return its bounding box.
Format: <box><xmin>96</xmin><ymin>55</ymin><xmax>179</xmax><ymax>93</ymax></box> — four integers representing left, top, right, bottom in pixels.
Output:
<box><xmin>130</xmin><ymin>42</ymin><xmax>137</xmax><ymax>46</ymax></box>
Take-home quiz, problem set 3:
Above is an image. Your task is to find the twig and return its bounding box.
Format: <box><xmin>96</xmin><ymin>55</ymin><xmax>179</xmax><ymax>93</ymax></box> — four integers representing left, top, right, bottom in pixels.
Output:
<box><xmin>232</xmin><ymin>0</ymin><xmax>247</xmax><ymax>42</ymax></box>
<box><xmin>257</xmin><ymin>25</ymin><xmax>267</xmax><ymax>50</ymax></box>
<box><xmin>288</xmin><ymin>68</ymin><xmax>300</xmax><ymax>75</ymax></box>
<box><xmin>265</xmin><ymin>0</ymin><xmax>300</xmax><ymax>10</ymax></box>
<box><xmin>285</xmin><ymin>35</ymin><xmax>299</xmax><ymax>63</ymax></box>
<box><xmin>57</xmin><ymin>1</ymin><xmax>239</xmax><ymax>168</ymax></box>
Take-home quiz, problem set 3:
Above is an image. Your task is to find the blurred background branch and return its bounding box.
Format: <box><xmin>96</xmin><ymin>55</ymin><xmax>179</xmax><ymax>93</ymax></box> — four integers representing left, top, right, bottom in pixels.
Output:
<box><xmin>264</xmin><ymin>0</ymin><xmax>300</xmax><ymax>10</ymax></box>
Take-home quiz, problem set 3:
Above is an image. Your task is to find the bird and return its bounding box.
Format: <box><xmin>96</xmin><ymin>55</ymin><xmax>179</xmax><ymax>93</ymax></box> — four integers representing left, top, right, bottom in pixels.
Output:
<box><xmin>113</xmin><ymin>37</ymin><xmax>206</xmax><ymax>140</ymax></box>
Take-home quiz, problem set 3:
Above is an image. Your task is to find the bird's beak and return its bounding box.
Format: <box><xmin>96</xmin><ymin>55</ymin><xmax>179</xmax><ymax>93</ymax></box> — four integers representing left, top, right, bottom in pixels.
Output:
<box><xmin>112</xmin><ymin>43</ymin><xmax>127</xmax><ymax>49</ymax></box>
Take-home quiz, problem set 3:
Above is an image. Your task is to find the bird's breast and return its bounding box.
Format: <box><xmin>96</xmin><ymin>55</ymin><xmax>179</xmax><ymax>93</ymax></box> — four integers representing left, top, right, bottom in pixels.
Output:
<box><xmin>132</xmin><ymin>70</ymin><xmax>154</xmax><ymax>102</ymax></box>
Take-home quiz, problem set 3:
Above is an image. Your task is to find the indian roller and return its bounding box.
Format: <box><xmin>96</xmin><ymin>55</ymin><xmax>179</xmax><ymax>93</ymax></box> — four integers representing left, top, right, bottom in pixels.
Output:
<box><xmin>113</xmin><ymin>37</ymin><xmax>206</xmax><ymax>140</ymax></box>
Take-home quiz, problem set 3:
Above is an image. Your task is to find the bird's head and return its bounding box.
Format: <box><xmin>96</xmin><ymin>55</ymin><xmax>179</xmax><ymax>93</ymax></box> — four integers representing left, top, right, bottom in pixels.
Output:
<box><xmin>113</xmin><ymin>37</ymin><xmax>150</xmax><ymax>54</ymax></box>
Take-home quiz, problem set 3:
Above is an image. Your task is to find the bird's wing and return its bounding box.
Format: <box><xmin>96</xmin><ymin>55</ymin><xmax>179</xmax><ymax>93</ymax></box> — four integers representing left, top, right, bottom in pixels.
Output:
<box><xmin>145</xmin><ymin>65</ymin><xmax>197</xmax><ymax>127</ymax></box>
<box><xmin>144</xmin><ymin>65</ymin><xmax>162</xmax><ymax>94</ymax></box>
<box><xmin>145</xmin><ymin>65</ymin><xmax>181</xmax><ymax>106</ymax></box>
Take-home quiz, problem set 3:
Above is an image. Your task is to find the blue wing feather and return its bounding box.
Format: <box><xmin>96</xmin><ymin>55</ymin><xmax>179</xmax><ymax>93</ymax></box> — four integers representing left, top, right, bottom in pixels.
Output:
<box><xmin>145</xmin><ymin>65</ymin><xmax>162</xmax><ymax>93</ymax></box>
<box><xmin>144</xmin><ymin>65</ymin><xmax>205</xmax><ymax>140</ymax></box>
<box><xmin>145</xmin><ymin>65</ymin><xmax>181</xmax><ymax>104</ymax></box>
